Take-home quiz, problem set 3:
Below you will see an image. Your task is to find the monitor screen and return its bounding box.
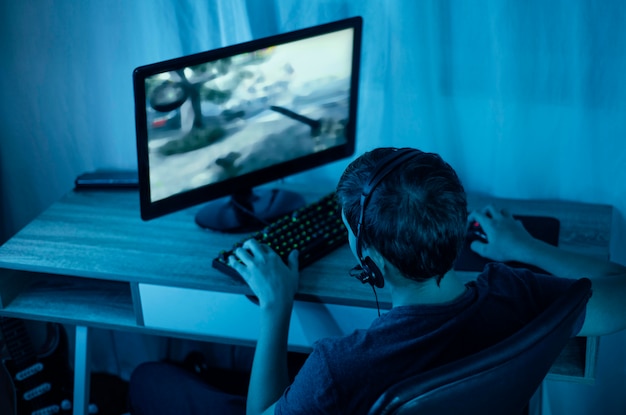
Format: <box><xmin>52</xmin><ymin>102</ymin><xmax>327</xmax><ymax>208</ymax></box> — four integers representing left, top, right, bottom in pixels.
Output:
<box><xmin>133</xmin><ymin>16</ymin><xmax>362</xmax><ymax>232</ymax></box>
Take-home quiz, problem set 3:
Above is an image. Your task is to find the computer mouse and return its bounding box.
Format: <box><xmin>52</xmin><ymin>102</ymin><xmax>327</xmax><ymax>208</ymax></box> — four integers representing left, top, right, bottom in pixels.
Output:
<box><xmin>467</xmin><ymin>220</ymin><xmax>488</xmax><ymax>243</ymax></box>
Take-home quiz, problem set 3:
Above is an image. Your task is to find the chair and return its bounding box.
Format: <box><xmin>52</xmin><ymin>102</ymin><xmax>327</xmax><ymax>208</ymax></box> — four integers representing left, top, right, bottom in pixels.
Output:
<box><xmin>368</xmin><ymin>278</ymin><xmax>592</xmax><ymax>415</ymax></box>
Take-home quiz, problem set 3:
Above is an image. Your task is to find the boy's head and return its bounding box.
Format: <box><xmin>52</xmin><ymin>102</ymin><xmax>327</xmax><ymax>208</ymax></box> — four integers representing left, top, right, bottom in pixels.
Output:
<box><xmin>336</xmin><ymin>147</ymin><xmax>467</xmax><ymax>284</ymax></box>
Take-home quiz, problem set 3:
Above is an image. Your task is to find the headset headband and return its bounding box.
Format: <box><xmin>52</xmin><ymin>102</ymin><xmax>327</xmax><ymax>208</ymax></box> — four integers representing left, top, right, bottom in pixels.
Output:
<box><xmin>353</xmin><ymin>148</ymin><xmax>422</xmax><ymax>288</ymax></box>
<box><xmin>356</xmin><ymin>148</ymin><xmax>421</xmax><ymax>260</ymax></box>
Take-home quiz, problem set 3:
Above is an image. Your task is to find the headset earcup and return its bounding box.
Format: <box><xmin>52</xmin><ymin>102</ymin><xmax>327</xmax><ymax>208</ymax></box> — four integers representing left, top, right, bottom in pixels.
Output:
<box><xmin>363</xmin><ymin>256</ymin><xmax>384</xmax><ymax>288</ymax></box>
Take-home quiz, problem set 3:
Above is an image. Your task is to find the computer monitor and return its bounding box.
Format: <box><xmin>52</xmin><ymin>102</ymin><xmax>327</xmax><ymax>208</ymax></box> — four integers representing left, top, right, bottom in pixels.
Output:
<box><xmin>133</xmin><ymin>16</ymin><xmax>362</xmax><ymax>233</ymax></box>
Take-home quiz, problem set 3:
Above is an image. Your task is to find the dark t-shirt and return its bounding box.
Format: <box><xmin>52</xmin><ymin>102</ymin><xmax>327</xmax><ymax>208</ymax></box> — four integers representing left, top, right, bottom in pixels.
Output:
<box><xmin>275</xmin><ymin>263</ymin><xmax>584</xmax><ymax>414</ymax></box>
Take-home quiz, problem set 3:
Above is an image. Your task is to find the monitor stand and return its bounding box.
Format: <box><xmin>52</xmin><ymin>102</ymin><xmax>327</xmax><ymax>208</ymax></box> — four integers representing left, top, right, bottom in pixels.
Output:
<box><xmin>195</xmin><ymin>188</ymin><xmax>306</xmax><ymax>233</ymax></box>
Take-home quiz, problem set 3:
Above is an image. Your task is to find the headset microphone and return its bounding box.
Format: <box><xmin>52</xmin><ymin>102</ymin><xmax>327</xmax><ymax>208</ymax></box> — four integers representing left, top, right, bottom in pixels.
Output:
<box><xmin>353</xmin><ymin>148</ymin><xmax>421</xmax><ymax>289</ymax></box>
<box><xmin>350</xmin><ymin>260</ymin><xmax>383</xmax><ymax>288</ymax></box>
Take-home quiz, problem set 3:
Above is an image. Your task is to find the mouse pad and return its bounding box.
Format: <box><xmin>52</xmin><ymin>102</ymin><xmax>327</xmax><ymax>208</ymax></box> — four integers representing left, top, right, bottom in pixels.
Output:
<box><xmin>454</xmin><ymin>215</ymin><xmax>560</xmax><ymax>274</ymax></box>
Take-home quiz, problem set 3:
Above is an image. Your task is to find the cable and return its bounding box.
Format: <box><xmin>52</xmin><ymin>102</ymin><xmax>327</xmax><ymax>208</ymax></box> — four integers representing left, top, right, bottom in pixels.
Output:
<box><xmin>371</xmin><ymin>285</ymin><xmax>381</xmax><ymax>317</ymax></box>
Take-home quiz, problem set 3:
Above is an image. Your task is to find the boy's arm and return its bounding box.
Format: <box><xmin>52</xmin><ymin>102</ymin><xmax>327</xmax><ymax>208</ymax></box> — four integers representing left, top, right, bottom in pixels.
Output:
<box><xmin>229</xmin><ymin>239</ymin><xmax>300</xmax><ymax>415</ymax></box>
<box><xmin>469</xmin><ymin>206</ymin><xmax>626</xmax><ymax>337</ymax></box>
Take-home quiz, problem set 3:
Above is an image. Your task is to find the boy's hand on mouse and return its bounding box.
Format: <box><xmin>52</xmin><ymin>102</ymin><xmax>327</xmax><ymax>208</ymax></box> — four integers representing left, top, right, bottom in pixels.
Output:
<box><xmin>228</xmin><ymin>239</ymin><xmax>300</xmax><ymax>312</ymax></box>
<box><xmin>468</xmin><ymin>205</ymin><xmax>537</xmax><ymax>262</ymax></box>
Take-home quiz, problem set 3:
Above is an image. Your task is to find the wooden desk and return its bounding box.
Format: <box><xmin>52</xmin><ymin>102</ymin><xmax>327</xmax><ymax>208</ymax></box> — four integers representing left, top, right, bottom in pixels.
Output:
<box><xmin>0</xmin><ymin>185</ymin><xmax>614</xmax><ymax>414</ymax></box>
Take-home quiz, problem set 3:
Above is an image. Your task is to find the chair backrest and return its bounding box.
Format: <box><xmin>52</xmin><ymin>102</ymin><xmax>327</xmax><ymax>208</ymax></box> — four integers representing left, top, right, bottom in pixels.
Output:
<box><xmin>368</xmin><ymin>278</ymin><xmax>592</xmax><ymax>415</ymax></box>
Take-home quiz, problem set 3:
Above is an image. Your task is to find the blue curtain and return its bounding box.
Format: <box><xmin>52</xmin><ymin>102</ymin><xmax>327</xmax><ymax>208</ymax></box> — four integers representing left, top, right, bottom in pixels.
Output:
<box><xmin>1</xmin><ymin>1</ymin><xmax>625</xmax><ymax>413</ymax></box>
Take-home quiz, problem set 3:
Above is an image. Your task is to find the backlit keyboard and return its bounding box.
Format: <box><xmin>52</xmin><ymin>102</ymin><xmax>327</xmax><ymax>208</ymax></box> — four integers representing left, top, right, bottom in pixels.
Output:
<box><xmin>212</xmin><ymin>192</ymin><xmax>348</xmax><ymax>281</ymax></box>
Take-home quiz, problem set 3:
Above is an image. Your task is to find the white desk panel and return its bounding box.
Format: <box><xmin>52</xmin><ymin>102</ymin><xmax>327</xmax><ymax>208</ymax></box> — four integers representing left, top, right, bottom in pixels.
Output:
<box><xmin>139</xmin><ymin>283</ymin><xmax>381</xmax><ymax>351</ymax></box>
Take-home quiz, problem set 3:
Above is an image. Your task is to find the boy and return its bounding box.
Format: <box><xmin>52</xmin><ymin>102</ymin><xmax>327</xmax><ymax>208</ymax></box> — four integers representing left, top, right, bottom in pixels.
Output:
<box><xmin>130</xmin><ymin>147</ymin><xmax>626</xmax><ymax>414</ymax></box>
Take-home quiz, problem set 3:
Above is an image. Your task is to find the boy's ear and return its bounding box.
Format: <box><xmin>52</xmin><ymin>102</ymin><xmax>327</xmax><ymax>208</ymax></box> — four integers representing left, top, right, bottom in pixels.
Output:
<box><xmin>364</xmin><ymin>246</ymin><xmax>386</xmax><ymax>275</ymax></box>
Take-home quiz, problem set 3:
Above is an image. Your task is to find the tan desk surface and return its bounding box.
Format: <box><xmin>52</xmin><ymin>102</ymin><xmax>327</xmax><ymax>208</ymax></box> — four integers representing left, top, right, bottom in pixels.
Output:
<box><xmin>0</xmin><ymin>185</ymin><xmax>614</xmax><ymax>383</ymax></box>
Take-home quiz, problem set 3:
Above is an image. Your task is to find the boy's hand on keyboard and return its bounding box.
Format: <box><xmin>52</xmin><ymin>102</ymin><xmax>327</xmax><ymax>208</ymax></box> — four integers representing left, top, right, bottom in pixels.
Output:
<box><xmin>229</xmin><ymin>239</ymin><xmax>300</xmax><ymax>311</ymax></box>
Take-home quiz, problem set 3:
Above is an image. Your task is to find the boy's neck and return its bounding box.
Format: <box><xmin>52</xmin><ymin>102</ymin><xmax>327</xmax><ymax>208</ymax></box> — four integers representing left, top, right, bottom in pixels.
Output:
<box><xmin>388</xmin><ymin>270</ymin><xmax>467</xmax><ymax>307</ymax></box>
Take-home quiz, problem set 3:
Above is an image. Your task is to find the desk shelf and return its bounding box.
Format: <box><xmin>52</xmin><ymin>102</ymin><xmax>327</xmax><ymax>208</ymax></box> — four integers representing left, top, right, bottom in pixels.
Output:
<box><xmin>0</xmin><ymin>268</ymin><xmax>137</xmax><ymax>330</ymax></box>
<box><xmin>548</xmin><ymin>336</ymin><xmax>598</xmax><ymax>384</ymax></box>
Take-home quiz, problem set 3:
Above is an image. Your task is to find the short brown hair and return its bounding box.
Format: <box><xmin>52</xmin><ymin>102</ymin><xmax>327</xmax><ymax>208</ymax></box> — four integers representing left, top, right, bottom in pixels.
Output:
<box><xmin>336</xmin><ymin>148</ymin><xmax>467</xmax><ymax>283</ymax></box>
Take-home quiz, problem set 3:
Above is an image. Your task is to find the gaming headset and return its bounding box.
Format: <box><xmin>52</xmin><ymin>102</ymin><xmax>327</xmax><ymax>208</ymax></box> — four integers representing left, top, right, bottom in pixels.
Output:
<box><xmin>352</xmin><ymin>148</ymin><xmax>422</xmax><ymax>289</ymax></box>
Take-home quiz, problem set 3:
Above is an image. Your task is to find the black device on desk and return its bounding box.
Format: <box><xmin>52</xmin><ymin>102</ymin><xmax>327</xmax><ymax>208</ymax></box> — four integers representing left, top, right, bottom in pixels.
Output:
<box><xmin>212</xmin><ymin>192</ymin><xmax>347</xmax><ymax>280</ymax></box>
<box><xmin>74</xmin><ymin>170</ymin><xmax>139</xmax><ymax>189</ymax></box>
<box><xmin>133</xmin><ymin>17</ymin><xmax>363</xmax><ymax>233</ymax></box>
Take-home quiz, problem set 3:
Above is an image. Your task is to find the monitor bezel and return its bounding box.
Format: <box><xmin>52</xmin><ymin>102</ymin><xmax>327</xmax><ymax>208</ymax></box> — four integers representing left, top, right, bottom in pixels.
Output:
<box><xmin>133</xmin><ymin>16</ymin><xmax>362</xmax><ymax>221</ymax></box>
